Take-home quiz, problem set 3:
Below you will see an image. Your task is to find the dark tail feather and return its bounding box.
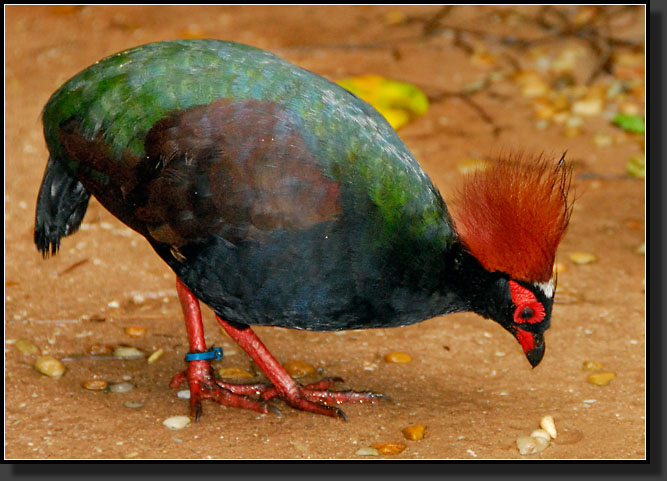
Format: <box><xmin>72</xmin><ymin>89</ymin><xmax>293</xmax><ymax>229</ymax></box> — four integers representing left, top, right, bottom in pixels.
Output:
<box><xmin>34</xmin><ymin>157</ymin><xmax>91</xmax><ymax>257</ymax></box>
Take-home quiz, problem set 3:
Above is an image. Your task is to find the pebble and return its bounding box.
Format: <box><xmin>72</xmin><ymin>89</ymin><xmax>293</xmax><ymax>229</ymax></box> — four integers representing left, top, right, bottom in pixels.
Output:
<box><xmin>531</xmin><ymin>428</ymin><xmax>552</xmax><ymax>441</ymax></box>
<box><xmin>83</xmin><ymin>379</ymin><xmax>108</xmax><ymax>390</ymax></box>
<box><xmin>217</xmin><ymin>367</ymin><xmax>255</xmax><ymax>379</ymax></box>
<box><xmin>540</xmin><ymin>415</ymin><xmax>558</xmax><ymax>439</ymax></box>
<box><xmin>587</xmin><ymin>372</ymin><xmax>616</xmax><ymax>386</ymax></box>
<box><xmin>113</xmin><ymin>346</ymin><xmax>145</xmax><ymax>359</ymax></box>
<box><xmin>15</xmin><ymin>337</ymin><xmax>40</xmax><ymax>355</ymax></box>
<box><xmin>568</xmin><ymin>252</ymin><xmax>598</xmax><ymax>265</ymax></box>
<box><xmin>572</xmin><ymin>98</ymin><xmax>603</xmax><ymax>116</ymax></box>
<box><xmin>582</xmin><ymin>360</ymin><xmax>604</xmax><ymax>371</ymax></box>
<box><xmin>372</xmin><ymin>442</ymin><xmax>406</xmax><ymax>455</ymax></box>
<box><xmin>355</xmin><ymin>447</ymin><xmax>379</xmax><ymax>456</ymax></box>
<box><xmin>283</xmin><ymin>360</ymin><xmax>316</xmax><ymax>378</ymax></box>
<box><xmin>109</xmin><ymin>382</ymin><xmax>134</xmax><ymax>393</ymax></box>
<box><xmin>124</xmin><ymin>326</ymin><xmax>146</xmax><ymax>338</ymax></box>
<box><xmin>147</xmin><ymin>348</ymin><xmax>164</xmax><ymax>364</ymax></box>
<box><xmin>402</xmin><ymin>424</ymin><xmax>426</xmax><ymax>441</ymax></box>
<box><xmin>163</xmin><ymin>415</ymin><xmax>191</xmax><ymax>430</ymax></box>
<box><xmin>34</xmin><ymin>356</ymin><xmax>66</xmax><ymax>379</ymax></box>
<box><xmin>517</xmin><ymin>435</ymin><xmax>549</xmax><ymax>455</ymax></box>
<box><xmin>384</xmin><ymin>352</ymin><xmax>413</xmax><ymax>364</ymax></box>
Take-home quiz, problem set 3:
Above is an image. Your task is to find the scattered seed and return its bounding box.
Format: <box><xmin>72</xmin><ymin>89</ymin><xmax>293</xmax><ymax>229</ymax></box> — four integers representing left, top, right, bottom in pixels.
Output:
<box><xmin>113</xmin><ymin>346</ymin><xmax>145</xmax><ymax>359</ymax></box>
<box><xmin>177</xmin><ymin>390</ymin><xmax>191</xmax><ymax>399</ymax></box>
<box><xmin>107</xmin><ymin>300</ymin><xmax>120</xmax><ymax>309</ymax></box>
<box><xmin>540</xmin><ymin>415</ymin><xmax>557</xmax><ymax>439</ymax></box>
<box><xmin>516</xmin><ymin>435</ymin><xmax>549</xmax><ymax>455</ymax></box>
<box><xmin>587</xmin><ymin>372</ymin><xmax>616</xmax><ymax>386</ymax></box>
<box><xmin>34</xmin><ymin>356</ymin><xmax>66</xmax><ymax>378</ymax></box>
<box><xmin>83</xmin><ymin>379</ymin><xmax>108</xmax><ymax>390</ymax></box>
<box><xmin>384</xmin><ymin>352</ymin><xmax>413</xmax><ymax>364</ymax></box>
<box><xmin>569</xmin><ymin>252</ymin><xmax>598</xmax><ymax>265</ymax></box>
<box><xmin>283</xmin><ymin>360</ymin><xmax>316</xmax><ymax>378</ymax></box>
<box><xmin>402</xmin><ymin>424</ymin><xmax>426</xmax><ymax>441</ymax></box>
<box><xmin>125</xmin><ymin>326</ymin><xmax>146</xmax><ymax>338</ymax></box>
<box><xmin>363</xmin><ymin>361</ymin><xmax>378</xmax><ymax>371</ymax></box>
<box><xmin>552</xmin><ymin>262</ymin><xmax>567</xmax><ymax>274</ymax></box>
<box><xmin>572</xmin><ymin>98</ymin><xmax>603</xmax><ymax>117</ymax></box>
<box><xmin>163</xmin><ymin>415</ymin><xmax>191</xmax><ymax>430</ymax></box>
<box><xmin>147</xmin><ymin>348</ymin><xmax>164</xmax><ymax>364</ymax></box>
<box><xmin>217</xmin><ymin>367</ymin><xmax>255</xmax><ymax>379</ymax></box>
<box><xmin>15</xmin><ymin>337</ymin><xmax>40</xmax><ymax>355</ymax></box>
<box><xmin>635</xmin><ymin>243</ymin><xmax>645</xmax><ymax>255</ymax></box>
<box><xmin>355</xmin><ymin>447</ymin><xmax>380</xmax><ymax>456</ymax></box>
<box><xmin>124</xmin><ymin>401</ymin><xmax>144</xmax><ymax>409</ymax></box>
<box><xmin>87</xmin><ymin>343</ymin><xmax>114</xmax><ymax>356</ymax></box>
<box><xmin>457</xmin><ymin>158</ymin><xmax>491</xmax><ymax>175</ymax></box>
<box><xmin>582</xmin><ymin>360</ymin><xmax>604</xmax><ymax>371</ymax></box>
<box><xmin>109</xmin><ymin>382</ymin><xmax>134</xmax><ymax>393</ymax></box>
<box><xmin>531</xmin><ymin>429</ymin><xmax>551</xmax><ymax>441</ymax></box>
<box><xmin>131</xmin><ymin>294</ymin><xmax>146</xmax><ymax>305</ymax></box>
<box><xmin>593</xmin><ymin>132</ymin><xmax>613</xmax><ymax>148</ymax></box>
<box><xmin>372</xmin><ymin>442</ymin><xmax>406</xmax><ymax>455</ymax></box>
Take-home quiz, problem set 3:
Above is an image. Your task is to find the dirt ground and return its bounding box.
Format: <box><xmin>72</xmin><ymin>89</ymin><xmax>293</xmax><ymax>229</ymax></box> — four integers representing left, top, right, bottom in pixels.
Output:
<box><xmin>4</xmin><ymin>5</ymin><xmax>645</xmax><ymax>460</ymax></box>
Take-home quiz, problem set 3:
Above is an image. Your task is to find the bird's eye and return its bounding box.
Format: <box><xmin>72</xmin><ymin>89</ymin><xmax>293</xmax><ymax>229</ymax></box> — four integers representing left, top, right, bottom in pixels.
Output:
<box><xmin>520</xmin><ymin>306</ymin><xmax>535</xmax><ymax>320</ymax></box>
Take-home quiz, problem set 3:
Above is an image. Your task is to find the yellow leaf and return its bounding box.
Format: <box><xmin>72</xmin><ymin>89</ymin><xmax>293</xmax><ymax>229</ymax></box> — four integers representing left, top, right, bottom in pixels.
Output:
<box><xmin>337</xmin><ymin>75</ymin><xmax>429</xmax><ymax>129</ymax></box>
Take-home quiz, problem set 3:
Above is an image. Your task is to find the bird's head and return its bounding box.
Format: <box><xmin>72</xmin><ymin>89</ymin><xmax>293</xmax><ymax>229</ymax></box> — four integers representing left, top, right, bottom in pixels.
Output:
<box><xmin>452</xmin><ymin>153</ymin><xmax>573</xmax><ymax>368</ymax></box>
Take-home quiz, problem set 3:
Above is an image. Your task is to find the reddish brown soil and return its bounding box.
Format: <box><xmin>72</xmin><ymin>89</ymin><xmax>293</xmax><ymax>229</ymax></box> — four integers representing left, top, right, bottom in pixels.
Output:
<box><xmin>5</xmin><ymin>5</ymin><xmax>645</xmax><ymax>460</ymax></box>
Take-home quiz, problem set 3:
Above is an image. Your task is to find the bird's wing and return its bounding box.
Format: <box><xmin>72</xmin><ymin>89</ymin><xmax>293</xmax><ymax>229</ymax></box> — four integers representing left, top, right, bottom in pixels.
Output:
<box><xmin>134</xmin><ymin>98</ymin><xmax>342</xmax><ymax>247</ymax></box>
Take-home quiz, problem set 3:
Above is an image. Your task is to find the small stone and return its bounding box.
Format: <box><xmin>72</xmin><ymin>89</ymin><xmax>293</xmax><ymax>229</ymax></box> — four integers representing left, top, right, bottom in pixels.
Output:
<box><xmin>147</xmin><ymin>348</ymin><xmax>164</xmax><ymax>364</ymax></box>
<box><xmin>283</xmin><ymin>360</ymin><xmax>316</xmax><ymax>378</ymax></box>
<box><xmin>113</xmin><ymin>346</ymin><xmax>145</xmax><ymax>359</ymax></box>
<box><xmin>402</xmin><ymin>425</ymin><xmax>426</xmax><ymax>441</ymax></box>
<box><xmin>587</xmin><ymin>372</ymin><xmax>616</xmax><ymax>386</ymax></box>
<box><xmin>83</xmin><ymin>379</ymin><xmax>108</xmax><ymax>390</ymax></box>
<box><xmin>516</xmin><ymin>435</ymin><xmax>549</xmax><ymax>455</ymax></box>
<box><xmin>553</xmin><ymin>262</ymin><xmax>567</xmax><ymax>274</ymax></box>
<box><xmin>572</xmin><ymin>98</ymin><xmax>603</xmax><ymax>116</ymax></box>
<box><xmin>582</xmin><ymin>360</ymin><xmax>604</xmax><ymax>371</ymax></box>
<box><xmin>217</xmin><ymin>367</ymin><xmax>255</xmax><ymax>379</ymax></box>
<box><xmin>109</xmin><ymin>382</ymin><xmax>134</xmax><ymax>393</ymax></box>
<box><xmin>15</xmin><ymin>337</ymin><xmax>40</xmax><ymax>355</ymax></box>
<box><xmin>355</xmin><ymin>447</ymin><xmax>379</xmax><ymax>456</ymax></box>
<box><xmin>372</xmin><ymin>442</ymin><xmax>407</xmax><ymax>455</ymax></box>
<box><xmin>531</xmin><ymin>428</ymin><xmax>552</xmax><ymax>442</ymax></box>
<box><xmin>124</xmin><ymin>326</ymin><xmax>146</xmax><ymax>338</ymax></box>
<box><xmin>163</xmin><ymin>415</ymin><xmax>191</xmax><ymax>430</ymax></box>
<box><xmin>87</xmin><ymin>343</ymin><xmax>114</xmax><ymax>355</ymax></box>
<box><xmin>569</xmin><ymin>252</ymin><xmax>598</xmax><ymax>265</ymax></box>
<box><xmin>34</xmin><ymin>356</ymin><xmax>66</xmax><ymax>379</ymax></box>
<box><xmin>540</xmin><ymin>415</ymin><xmax>557</xmax><ymax>439</ymax></box>
<box><xmin>384</xmin><ymin>352</ymin><xmax>413</xmax><ymax>364</ymax></box>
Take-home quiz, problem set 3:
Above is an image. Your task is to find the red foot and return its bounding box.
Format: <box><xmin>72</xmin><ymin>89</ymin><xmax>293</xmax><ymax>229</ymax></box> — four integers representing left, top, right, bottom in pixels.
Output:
<box><xmin>169</xmin><ymin>360</ymin><xmax>275</xmax><ymax>421</ymax></box>
<box><xmin>173</xmin><ymin>277</ymin><xmax>386</xmax><ymax>420</ymax></box>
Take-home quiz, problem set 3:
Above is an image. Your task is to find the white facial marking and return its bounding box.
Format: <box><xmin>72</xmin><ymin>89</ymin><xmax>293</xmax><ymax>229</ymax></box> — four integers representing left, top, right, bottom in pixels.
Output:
<box><xmin>536</xmin><ymin>278</ymin><xmax>555</xmax><ymax>298</ymax></box>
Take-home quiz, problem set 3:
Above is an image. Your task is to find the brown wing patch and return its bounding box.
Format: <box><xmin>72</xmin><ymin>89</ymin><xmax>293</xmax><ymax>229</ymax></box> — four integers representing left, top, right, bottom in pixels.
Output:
<box><xmin>141</xmin><ymin>98</ymin><xmax>341</xmax><ymax>246</ymax></box>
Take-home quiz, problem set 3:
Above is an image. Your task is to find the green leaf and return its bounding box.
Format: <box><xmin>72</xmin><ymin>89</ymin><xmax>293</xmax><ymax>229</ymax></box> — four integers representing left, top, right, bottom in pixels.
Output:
<box><xmin>612</xmin><ymin>114</ymin><xmax>645</xmax><ymax>134</ymax></box>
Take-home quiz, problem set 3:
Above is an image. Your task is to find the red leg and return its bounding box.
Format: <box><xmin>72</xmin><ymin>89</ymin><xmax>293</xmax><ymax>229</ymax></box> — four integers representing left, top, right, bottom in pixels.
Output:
<box><xmin>216</xmin><ymin>315</ymin><xmax>385</xmax><ymax>420</ymax></box>
<box><xmin>170</xmin><ymin>278</ymin><xmax>272</xmax><ymax>420</ymax></box>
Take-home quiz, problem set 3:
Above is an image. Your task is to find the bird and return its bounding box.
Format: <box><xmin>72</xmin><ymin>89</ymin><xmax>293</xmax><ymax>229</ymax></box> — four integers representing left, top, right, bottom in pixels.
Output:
<box><xmin>35</xmin><ymin>39</ymin><xmax>573</xmax><ymax>421</ymax></box>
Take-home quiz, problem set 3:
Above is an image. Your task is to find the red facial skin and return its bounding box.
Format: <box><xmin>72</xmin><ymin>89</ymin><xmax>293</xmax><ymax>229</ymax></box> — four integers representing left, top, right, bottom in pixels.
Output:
<box><xmin>508</xmin><ymin>280</ymin><xmax>547</xmax><ymax>356</ymax></box>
